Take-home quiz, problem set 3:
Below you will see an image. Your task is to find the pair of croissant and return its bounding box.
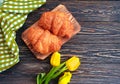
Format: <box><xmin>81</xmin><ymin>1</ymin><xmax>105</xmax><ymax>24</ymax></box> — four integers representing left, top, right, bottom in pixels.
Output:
<box><xmin>25</xmin><ymin>11</ymin><xmax>74</xmax><ymax>54</ymax></box>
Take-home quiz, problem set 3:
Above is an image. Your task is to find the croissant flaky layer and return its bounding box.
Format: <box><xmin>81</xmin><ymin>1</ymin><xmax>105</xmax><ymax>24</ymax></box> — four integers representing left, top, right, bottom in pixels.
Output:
<box><xmin>39</xmin><ymin>11</ymin><xmax>74</xmax><ymax>38</ymax></box>
<box><xmin>24</xmin><ymin>11</ymin><xmax>74</xmax><ymax>54</ymax></box>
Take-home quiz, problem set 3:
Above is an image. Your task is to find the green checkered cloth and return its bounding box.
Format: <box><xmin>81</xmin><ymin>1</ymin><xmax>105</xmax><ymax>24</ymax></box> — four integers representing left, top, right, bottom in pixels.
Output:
<box><xmin>0</xmin><ymin>0</ymin><xmax>46</xmax><ymax>73</ymax></box>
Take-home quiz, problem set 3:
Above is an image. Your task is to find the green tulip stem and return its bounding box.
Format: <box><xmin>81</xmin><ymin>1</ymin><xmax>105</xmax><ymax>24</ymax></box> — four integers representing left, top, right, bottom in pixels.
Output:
<box><xmin>42</xmin><ymin>67</ymin><xmax>56</xmax><ymax>82</ymax></box>
<box><xmin>37</xmin><ymin>62</ymin><xmax>66</xmax><ymax>84</ymax></box>
<box><xmin>44</xmin><ymin>62</ymin><xmax>66</xmax><ymax>84</ymax></box>
<box><xmin>37</xmin><ymin>74</ymin><xmax>40</xmax><ymax>84</ymax></box>
<box><xmin>52</xmin><ymin>66</ymin><xmax>67</xmax><ymax>79</ymax></box>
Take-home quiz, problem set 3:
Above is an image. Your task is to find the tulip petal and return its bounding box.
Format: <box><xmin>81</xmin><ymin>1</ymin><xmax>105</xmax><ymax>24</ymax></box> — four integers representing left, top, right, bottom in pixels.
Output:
<box><xmin>50</xmin><ymin>52</ymin><xmax>61</xmax><ymax>66</ymax></box>
<box><xmin>66</xmin><ymin>56</ymin><xmax>80</xmax><ymax>71</ymax></box>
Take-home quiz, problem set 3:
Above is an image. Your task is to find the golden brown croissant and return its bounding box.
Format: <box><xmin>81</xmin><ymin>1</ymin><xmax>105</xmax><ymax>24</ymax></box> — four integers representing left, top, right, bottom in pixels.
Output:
<box><xmin>38</xmin><ymin>11</ymin><xmax>74</xmax><ymax>38</ymax></box>
<box><xmin>33</xmin><ymin>30</ymin><xmax>62</xmax><ymax>54</ymax></box>
<box><xmin>25</xmin><ymin>26</ymin><xmax>44</xmax><ymax>45</ymax></box>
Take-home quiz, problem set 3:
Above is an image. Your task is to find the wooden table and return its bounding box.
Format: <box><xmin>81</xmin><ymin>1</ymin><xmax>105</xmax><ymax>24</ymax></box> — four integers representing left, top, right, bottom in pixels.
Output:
<box><xmin>0</xmin><ymin>1</ymin><xmax>120</xmax><ymax>84</ymax></box>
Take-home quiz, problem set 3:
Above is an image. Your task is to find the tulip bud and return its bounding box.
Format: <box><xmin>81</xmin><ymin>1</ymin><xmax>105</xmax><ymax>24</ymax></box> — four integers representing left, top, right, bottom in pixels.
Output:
<box><xmin>50</xmin><ymin>52</ymin><xmax>61</xmax><ymax>67</ymax></box>
<box><xmin>58</xmin><ymin>72</ymin><xmax>72</xmax><ymax>84</ymax></box>
<box><xmin>66</xmin><ymin>56</ymin><xmax>80</xmax><ymax>71</ymax></box>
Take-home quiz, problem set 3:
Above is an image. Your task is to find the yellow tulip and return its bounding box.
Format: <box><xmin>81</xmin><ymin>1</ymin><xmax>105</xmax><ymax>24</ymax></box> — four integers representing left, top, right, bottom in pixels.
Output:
<box><xmin>50</xmin><ymin>52</ymin><xmax>61</xmax><ymax>67</ymax></box>
<box><xmin>66</xmin><ymin>56</ymin><xmax>80</xmax><ymax>71</ymax></box>
<box><xmin>58</xmin><ymin>72</ymin><xmax>72</xmax><ymax>84</ymax></box>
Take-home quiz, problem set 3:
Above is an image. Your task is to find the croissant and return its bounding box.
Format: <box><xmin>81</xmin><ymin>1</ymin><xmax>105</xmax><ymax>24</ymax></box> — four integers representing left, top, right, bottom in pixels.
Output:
<box><xmin>38</xmin><ymin>11</ymin><xmax>74</xmax><ymax>38</ymax></box>
<box><xmin>25</xmin><ymin>26</ymin><xmax>44</xmax><ymax>45</ymax></box>
<box><xmin>33</xmin><ymin>30</ymin><xmax>62</xmax><ymax>54</ymax></box>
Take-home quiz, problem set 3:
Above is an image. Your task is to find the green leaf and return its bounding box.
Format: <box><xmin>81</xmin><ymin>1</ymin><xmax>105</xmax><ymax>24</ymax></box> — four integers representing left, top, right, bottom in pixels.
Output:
<box><xmin>37</xmin><ymin>73</ymin><xmax>46</xmax><ymax>84</ymax></box>
<box><xmin>40</xmin><ymin>73</ymin><xmax>46</xmax><ymax>78</ymax></box>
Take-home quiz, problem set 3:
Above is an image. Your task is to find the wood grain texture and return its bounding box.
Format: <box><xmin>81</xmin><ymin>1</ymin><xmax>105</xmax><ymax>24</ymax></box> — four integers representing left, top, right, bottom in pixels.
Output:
<box><xmin>0</xmin><ymin>0</ymin><xmax>120</xmax><ymax>84</ymax></box>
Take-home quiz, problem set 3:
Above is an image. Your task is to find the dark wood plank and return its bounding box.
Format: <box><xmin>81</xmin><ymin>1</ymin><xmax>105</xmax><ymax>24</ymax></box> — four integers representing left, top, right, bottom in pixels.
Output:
<box><xmin>36</xmin><ymin>0</ymin><xmax>120</xmax><ymax>22</ymax></box>
<box><xmin>1</xmin><ymin>21</ymin><xmax>120</xmax><ymax>84</ymax></box>
<box><xmin>18</xmin><ymin>1</ymin><xmax>120</xmax><ymax>28</ymax></box>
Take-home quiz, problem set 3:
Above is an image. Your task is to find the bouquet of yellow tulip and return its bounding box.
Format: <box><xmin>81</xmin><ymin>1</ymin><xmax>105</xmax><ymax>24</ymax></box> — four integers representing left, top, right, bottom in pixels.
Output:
<box><xmin>37</xmin><ymin>52</ymin><xmax>81</xmax><ymax>84</ymax></box>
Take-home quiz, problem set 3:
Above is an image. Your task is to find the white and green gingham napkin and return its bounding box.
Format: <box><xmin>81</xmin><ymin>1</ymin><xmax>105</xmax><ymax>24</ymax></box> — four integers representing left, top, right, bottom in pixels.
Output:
<box><xmin>0</xmin><ymin>0</ymin><xmax>46</xmax><ymax>73</ymax></box>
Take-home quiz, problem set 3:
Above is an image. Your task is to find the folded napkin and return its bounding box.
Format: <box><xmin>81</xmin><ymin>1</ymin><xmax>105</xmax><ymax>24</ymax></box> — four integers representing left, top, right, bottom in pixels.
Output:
<box><xmin>0</xmin><ymin>0</ymin><xmax>46</xmax><ymax>73</ymax></box>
